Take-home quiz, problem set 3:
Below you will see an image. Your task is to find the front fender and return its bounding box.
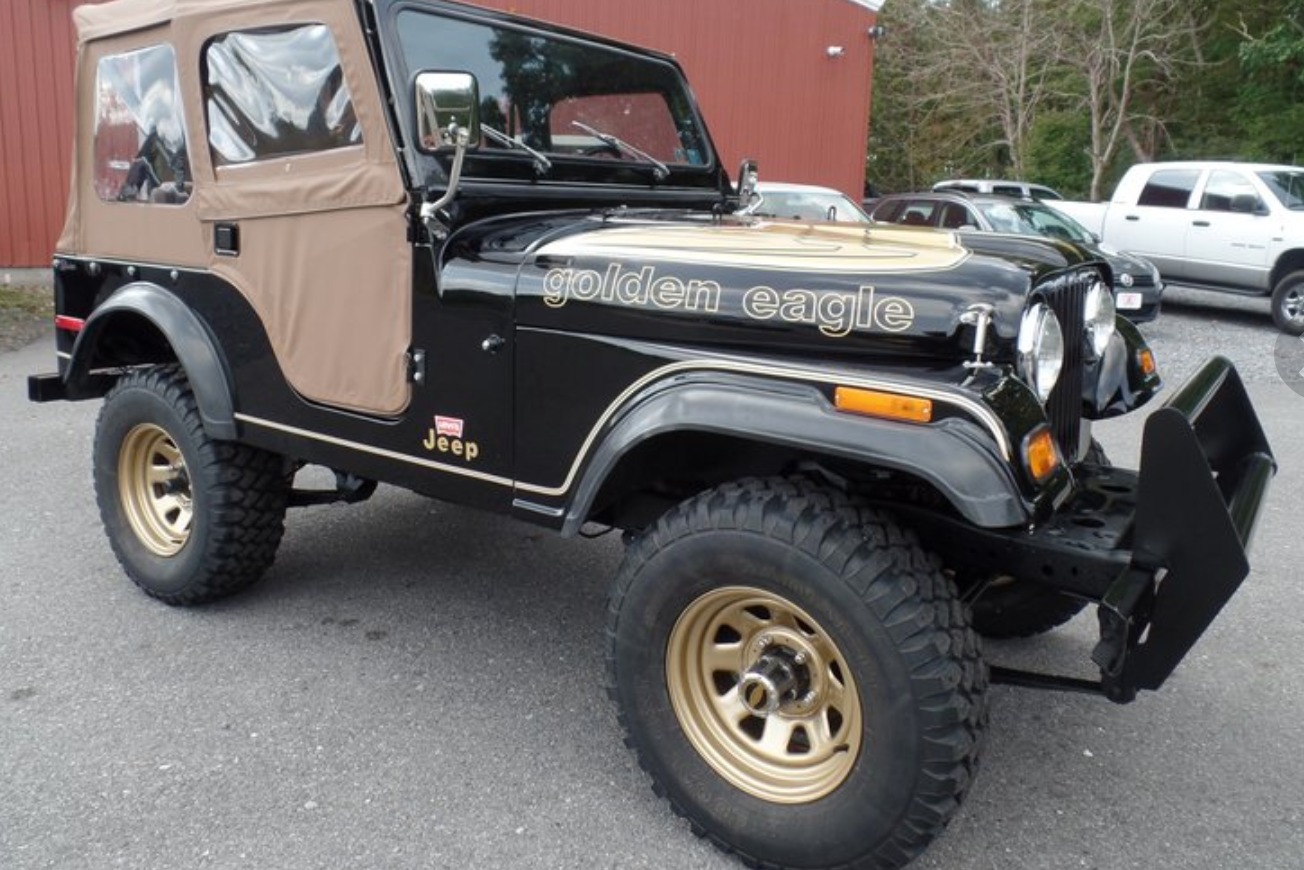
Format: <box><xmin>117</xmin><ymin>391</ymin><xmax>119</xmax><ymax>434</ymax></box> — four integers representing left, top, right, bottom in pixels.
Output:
<box><xmin>1084</xmin><ymin>316</ymin><xmax>1162</xmax><ymax>420</ymax></box>
<box><xmin>561</xmin><ymin>373</ymin><xmax>1031</xmax><ymax>534</ymax></box>
<box><xmin>68</xmin><ymin>283</ymin><xmax>237</xmax><ymax>439</ymax></box>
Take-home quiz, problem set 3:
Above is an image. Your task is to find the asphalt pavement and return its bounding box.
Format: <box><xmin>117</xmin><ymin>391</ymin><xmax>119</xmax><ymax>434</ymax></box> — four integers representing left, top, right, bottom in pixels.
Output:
<box><xmin>3</xmin><ymin>286</ymin><xmax>1302</xmax><ymax>870</ymax></box>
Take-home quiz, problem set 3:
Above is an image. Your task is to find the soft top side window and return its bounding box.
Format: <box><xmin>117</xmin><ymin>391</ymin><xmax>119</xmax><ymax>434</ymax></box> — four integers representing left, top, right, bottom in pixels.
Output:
<box><xmin>203</xmin><ymin>24</ymin><xmax>361</xmax><ymax>166</ymax></box>
<box><xmin>93</xmin><ymin>44</ymin><xmax>192</xmax><ymax>205</ymax></box>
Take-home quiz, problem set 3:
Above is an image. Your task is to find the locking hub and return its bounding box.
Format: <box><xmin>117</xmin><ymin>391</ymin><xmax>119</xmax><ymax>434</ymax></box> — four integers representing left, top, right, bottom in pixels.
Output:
<box><xmin>739</xmin><ymin>649</ymin><xmax>810</xmax><ymax>717</ymax></box>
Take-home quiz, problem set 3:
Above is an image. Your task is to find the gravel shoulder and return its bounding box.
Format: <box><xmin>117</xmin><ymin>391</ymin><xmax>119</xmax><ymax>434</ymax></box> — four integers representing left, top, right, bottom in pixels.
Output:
<box><xmin>0</xmin><ymin>284</ymin><xmax>54</xmax><ymax>353</ymax></box>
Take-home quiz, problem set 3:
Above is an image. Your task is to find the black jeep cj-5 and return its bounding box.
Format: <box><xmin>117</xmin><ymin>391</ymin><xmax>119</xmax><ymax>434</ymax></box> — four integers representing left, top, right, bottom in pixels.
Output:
<box><xmin>29</xmin><ymin>1</ymin><xmax>1275</xmax><ymax>867</ymax></box>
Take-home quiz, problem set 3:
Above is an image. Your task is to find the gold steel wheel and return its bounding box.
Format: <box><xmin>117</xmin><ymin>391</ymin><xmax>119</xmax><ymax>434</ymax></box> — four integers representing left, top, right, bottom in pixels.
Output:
<box><xmin>118</xmin><ymin>423</ymin><xmax>193</xmax><ymax>557</ymax></box>
<box><xmin>666</xmin><ymin>585</ymin><xmax>863</xmax><ymax>804</ymax></box>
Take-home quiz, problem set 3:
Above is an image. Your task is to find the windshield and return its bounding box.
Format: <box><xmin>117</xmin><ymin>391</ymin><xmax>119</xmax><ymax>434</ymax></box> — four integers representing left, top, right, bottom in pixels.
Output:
<box><xmin>1258</xmin><ymin>170</ymin><xmax>1304</xmax><ymax>209</ymax></box>
<box><xmin>396</xmin><ymin>11</ymin><xmax>709</xmax><ymax>168</ymax></box>
<box><xmin>975</xmin><ymin>201</ymin><xmax>1094</xmax><ymax>244</ymax></box>
<box><xmin>750</xmin><ymin>190</ymin><xmax>869</xmax><ymax>222</ymax></box>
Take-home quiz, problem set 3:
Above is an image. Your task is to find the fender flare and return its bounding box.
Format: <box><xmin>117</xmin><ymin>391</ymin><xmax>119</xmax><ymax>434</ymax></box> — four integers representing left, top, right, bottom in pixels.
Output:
<box><xmin>560</xmin><ymin>373</ymin><xmax>1029</xmax><ymax>534</ymax></box>
<box><xmin>67</xmin><ymin>282</ymin><xmax>238</xmax><ymax>440</ymax></box>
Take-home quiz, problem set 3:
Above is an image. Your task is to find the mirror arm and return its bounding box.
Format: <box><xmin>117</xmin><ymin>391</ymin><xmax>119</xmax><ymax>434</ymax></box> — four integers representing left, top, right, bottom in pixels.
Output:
<box><xmin>420</xmin><ymin>123</ymin><xmax>470</xmax><ymax>241</ymax></box>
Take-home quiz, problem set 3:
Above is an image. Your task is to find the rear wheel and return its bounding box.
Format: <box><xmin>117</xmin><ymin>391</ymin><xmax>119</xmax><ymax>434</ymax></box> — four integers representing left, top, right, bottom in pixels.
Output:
<box><xmin>607</xmin><ymin>478</ymin><xmax>986</xmax><ymax>870</ymax></box>
<box><xmin>93</xmin><ymin>365</ymin><xmax>288</xmax><ymax>605</ymax></box>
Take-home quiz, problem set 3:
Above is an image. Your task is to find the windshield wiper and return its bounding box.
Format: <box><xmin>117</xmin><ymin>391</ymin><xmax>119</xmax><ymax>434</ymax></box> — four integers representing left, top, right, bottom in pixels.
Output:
<box><xmin>481</xmin><ymin>124</ymin><xmax>552</xmax><ymax>177</ymax></box>
<box><xmin>570</xmin><ymin>120</ymin><xmax>669</xmax><ymax>181</ymax></box>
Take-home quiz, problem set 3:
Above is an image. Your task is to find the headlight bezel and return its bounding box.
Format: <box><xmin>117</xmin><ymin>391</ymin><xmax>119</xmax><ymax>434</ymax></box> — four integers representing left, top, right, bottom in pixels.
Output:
<box><xmin>1084</xmin><ymin>280</ymin><xmax>1116</xmax><ymax>358</ymax></box>
<box><xmin>1016</xmin><ymin>302</ymin><xmax>1064</xmax><ymax>403</ymax></box>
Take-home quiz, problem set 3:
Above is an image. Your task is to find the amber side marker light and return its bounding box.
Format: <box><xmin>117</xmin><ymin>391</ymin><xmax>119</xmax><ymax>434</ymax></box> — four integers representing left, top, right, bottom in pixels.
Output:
<box><xmin>1138</xmin><ymin>348</ymin><xmax>1157</xmax><ymax>376</ymax></box>
<box><xmin>834</xmin><ymin>387</ymin><xmax>933</xmax><ymax>424</ymax></box>
<box><xmin>1023</xmin><ymin>426</ymin><xmax>1062</xmax><ymax>484</ymax></box>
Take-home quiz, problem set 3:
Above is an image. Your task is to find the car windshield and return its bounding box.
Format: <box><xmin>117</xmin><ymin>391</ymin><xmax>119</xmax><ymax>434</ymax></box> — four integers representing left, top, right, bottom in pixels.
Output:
<box><xmin>975</xmin><ymin>201</ymin><xmax>1093</xmax><ymax>244</ymax></box>
<box><xmin>751</xmin><ymin>190</ymin><xmax>869</xmax><ymax>222</ymax></box>
<box><xmin>1257</xmin><ymin>170</ymin><xmax>1304</xmax><ymax>209</ymax></box>
<box><xmin>396</xmin><ymin>11</ymin><xmax>709</xmax><ymax>167</ymax></box>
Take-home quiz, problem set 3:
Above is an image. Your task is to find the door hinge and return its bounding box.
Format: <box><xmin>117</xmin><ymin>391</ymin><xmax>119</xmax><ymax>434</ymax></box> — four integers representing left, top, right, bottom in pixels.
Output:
<box><xmin>407</xmin><ymin>349</ymin><xmax>427</xmax><ymax>385</ymax></box>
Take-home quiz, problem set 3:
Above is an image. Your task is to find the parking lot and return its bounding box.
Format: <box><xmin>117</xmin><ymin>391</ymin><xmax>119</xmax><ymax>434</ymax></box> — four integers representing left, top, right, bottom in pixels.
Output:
<box><xmin>2</xmin><ymin>287</ymin><xmax>1302</xmax><ymax>870</ymax></box>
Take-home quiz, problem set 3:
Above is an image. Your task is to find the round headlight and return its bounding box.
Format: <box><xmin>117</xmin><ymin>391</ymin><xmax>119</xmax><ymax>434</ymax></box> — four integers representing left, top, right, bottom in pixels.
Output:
<box><xmin>1017</xmin><ymin>303</ymin><xmax>1064</xmax><ymax>402</ymax></box>
<box><xmin>1085</xmin><ymin>281</ymin><xmax>1116</xmax><ymax>357</ymax></box>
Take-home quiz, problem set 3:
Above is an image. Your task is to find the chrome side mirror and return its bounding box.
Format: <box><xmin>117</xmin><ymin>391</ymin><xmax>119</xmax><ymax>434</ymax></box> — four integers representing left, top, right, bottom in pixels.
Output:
<box><xmin>737</xmin><ymin>158</ymin><xmax>759</xmax><ymax>208</ymax></box>
<box><xmin>414</xmin><ymin>72</ymin><xmax>480</xmax><ymax>240</ymax></box>
<box><xmin>415</xmin><ymin>71</ymin><xmax>480</xmax><ymax>152</ymax></box>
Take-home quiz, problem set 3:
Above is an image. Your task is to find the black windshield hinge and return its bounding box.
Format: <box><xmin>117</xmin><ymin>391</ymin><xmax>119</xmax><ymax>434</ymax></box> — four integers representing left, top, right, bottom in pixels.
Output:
<box><xmin>407</xmin><ymin>349</ymin><xmax>427</xmax><ymax>385</ymax></box>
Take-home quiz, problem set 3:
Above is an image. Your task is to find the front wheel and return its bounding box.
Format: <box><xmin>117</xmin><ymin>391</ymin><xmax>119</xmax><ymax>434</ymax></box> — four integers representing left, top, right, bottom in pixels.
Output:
<box><xmin>1271</xmin><ymin>270</ymin><xmax>1304</xmax><ymax>335</ymax></box>
<box><xmin>93</xmin><ymin>365</ymin><xmax>288</xmax><ymax>605</ymax></box>
<box><xmin>606</xmin><ymin>479</ymin><xmax>987</xmax><ymax>870</ymax></box>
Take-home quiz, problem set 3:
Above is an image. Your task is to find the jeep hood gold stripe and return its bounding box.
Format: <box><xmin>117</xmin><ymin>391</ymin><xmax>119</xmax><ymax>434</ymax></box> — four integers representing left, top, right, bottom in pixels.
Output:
<box><xmin>536</xmin><ymin>222</ymin><xmax>971</xmax><ymax>274</ymax></box>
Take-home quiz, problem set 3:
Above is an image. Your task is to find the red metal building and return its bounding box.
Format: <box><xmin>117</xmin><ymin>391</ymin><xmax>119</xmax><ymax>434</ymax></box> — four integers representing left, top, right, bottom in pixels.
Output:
<box><xmin>0</xmin><ymin>0</ymin><xmax>83</xmax><ymax>268</ymax></box>
<box><xmin>0</xmin><ymin>0</ymin><xmax>881</xmax><ymax>267</ymax></box>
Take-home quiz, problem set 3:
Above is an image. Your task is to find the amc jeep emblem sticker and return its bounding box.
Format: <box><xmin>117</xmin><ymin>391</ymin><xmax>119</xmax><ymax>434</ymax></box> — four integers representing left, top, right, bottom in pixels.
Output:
<box><xmin>423</xmin><ymin>415</ymin><xmax>479</xmax><ymax>462</ymax></box>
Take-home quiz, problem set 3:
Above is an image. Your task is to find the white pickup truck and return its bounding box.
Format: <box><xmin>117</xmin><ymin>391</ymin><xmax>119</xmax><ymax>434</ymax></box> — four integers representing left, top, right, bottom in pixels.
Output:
<box><xmin>1051</xmin><ymin>161</ymin><xmax>1304</xmax><ymax>333</ymax></box>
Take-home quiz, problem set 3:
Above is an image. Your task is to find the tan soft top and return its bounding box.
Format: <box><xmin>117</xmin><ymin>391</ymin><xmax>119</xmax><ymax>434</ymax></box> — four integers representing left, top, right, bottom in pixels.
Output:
<box><xmin>63</xmin><ymin>0</ymin><xmax>415</xmax><ymax>417</ymax></box>
<box><xmin>74</xmin><ymin>0</ymin><xmax>295</xmax><ymax>43</ymax></box>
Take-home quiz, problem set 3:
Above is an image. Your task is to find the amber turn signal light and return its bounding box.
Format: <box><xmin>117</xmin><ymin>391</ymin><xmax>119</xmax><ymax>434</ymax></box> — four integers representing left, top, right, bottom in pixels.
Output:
<box><xmin>1023</xmin><ymin>426</ymin><xmax>1062</xmax><ymax>484</ymax></box>
<box><xmin>834</xmin><ymin>387</ymin><xmax>933</xmax><ymax>424</ymax></box>
<box><xmin>1137</xmin><ymin>348</ymin><xmax>1157</xmax><ymax>377</ymax></box>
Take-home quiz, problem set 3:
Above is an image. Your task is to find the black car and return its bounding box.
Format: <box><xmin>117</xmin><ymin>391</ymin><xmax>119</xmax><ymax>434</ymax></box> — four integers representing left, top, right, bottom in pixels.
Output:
<box><xmin>870</xmin><ymin>191</ymin><xmax>1163</xmax><ymax>322</ymax></box>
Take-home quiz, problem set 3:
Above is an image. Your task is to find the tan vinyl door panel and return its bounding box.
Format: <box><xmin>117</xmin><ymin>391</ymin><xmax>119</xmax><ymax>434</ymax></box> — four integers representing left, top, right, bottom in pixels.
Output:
<box><xmin>211</xmin><ymin>207</ymin><xmax>412</xmax><ymax>416</ymax></box>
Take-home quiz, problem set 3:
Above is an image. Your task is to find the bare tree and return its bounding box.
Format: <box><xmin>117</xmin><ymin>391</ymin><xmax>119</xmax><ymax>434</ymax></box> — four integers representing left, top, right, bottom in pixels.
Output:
<box><xmin>933</xmin><ymin>0</ymin><xmax>1064</xmax><ymax>177</ymax></box>
<box><xmin>898</xmin><ymin>0</ymin><xmax>1063</xmax><ymax>179</ymax></box>
<box><xmin>1059</xmin><ymin>0</ymin><xmax>1204</xmax><ymax>199</ymax></box>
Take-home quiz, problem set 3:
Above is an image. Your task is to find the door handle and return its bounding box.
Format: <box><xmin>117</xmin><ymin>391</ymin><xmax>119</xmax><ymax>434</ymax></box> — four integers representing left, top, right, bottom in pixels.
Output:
<box><xmin>1192</xmin><ymin>220</ymin><xmax>1211</xmax><ymax>227</ymax></box>
<box><xmin>215</xmin><ymin>223</ymin><xmax>240</xmax><ymax>256</ymax></box>
<box><xmin>1125</xmin><ymin>215</ymin><xmax>1140</xmax><ymax>222</ymax></box>
<box><xmin>481</xmin><ymin>334</ymin><xmax>505</xmax><ymax>354</ymax></box>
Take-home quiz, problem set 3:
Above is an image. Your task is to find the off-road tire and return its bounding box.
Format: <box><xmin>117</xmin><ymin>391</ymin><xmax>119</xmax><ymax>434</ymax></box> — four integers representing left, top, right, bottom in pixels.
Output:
<box><xmin>1271</xmin><ymin>270</ymin><xmax>1304</xmax><ymax>336</ymax></box>
<box><xmin>964</xmin><ymin>442</ymin><xmax>1109</xmax><ymax>639</ymax></box>
<box><xmin>606</xmin><ymin>477</ymin><xmax>987</xmax><ymax>870</ymax></box>
<box><xmin>93</xmin><ymin>364</ymin><xmax>288</xmax><ymax>605</ymax></box>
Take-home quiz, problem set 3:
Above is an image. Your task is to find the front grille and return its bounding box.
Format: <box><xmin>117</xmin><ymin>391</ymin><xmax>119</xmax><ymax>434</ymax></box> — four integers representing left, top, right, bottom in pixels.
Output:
<box><xmin>1039</xmin><ymin>270</ymin><xmax>1091</xmax><ymax>458</ymax></box>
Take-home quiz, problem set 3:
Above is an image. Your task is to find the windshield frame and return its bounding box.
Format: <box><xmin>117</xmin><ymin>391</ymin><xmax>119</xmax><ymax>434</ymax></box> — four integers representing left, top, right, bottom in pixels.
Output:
<box><xmin>378</xmin><ymin>0</ymin><xmax>720</xmax><ymax>190</ymax></box>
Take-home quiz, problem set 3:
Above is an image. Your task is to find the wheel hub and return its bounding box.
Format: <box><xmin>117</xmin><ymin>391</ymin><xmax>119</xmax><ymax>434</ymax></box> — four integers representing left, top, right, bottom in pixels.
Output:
<box><xmin>738</xmin><ymin>648</ymin><xmax>808</xmax><ymax>718</ymax></box>
<box><xmin>666</xmin><ymin>586</ymin><xmax>863</xmax><ymax>804</ymax></box>
<box><xmin>118</xmin><ymin>423</ymin><xmax>194</xmax><ymax>557</ymax></box>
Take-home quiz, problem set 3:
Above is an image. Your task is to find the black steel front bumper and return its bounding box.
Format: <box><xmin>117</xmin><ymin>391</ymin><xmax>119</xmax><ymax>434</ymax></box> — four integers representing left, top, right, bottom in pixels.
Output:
<box><xmin>914</xmin><ymin>356</ymin><xmax>1275</xmax><ymax>703</ymax></box>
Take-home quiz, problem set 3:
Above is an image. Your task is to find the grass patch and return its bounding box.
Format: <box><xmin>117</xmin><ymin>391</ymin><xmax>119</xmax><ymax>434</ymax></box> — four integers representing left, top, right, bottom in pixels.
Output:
<box><xmin>0</xmin><ymin>285</ymin><xmax>54</xmax><ymax>317</ymax></box>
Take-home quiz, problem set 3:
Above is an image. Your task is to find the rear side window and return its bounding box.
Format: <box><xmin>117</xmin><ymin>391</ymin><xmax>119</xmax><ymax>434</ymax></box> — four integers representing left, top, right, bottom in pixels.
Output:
<box><xmin>870</xmin><ymin>199</ymin><xmax>905</xmax><ymax>222</ymax></box>
<box><xmin>898</xmin><ymin>201</ymin><xmax>937</xmax><ymax>226</ymax></box>
<box><xmin>938</xmin><ymin>203</ymin><xmax>974</xmax><ymax>229</ymax></box>
<box><xmin>203</xmin><ymin>24</ymin><xmax>361</xmax><ymax>166</ymax></box>
<box><xmin>1137</xmin><ymin>169</ymin><xmax>1199</xmax><ymax>208</ymax></box>
<box><xmin>93</xmin><ymin>44</ymin><xmax>192</xmax><ymax>205</ymax></box>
